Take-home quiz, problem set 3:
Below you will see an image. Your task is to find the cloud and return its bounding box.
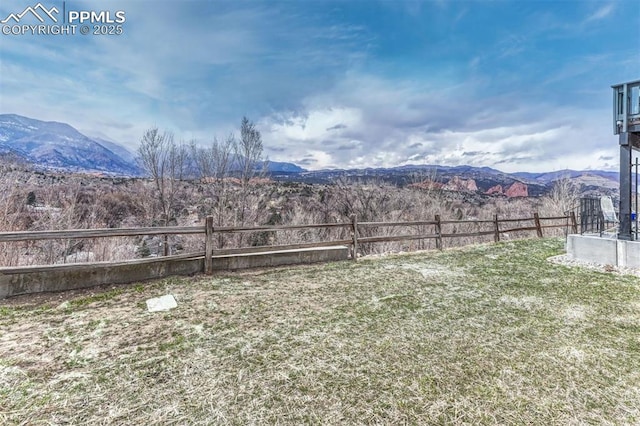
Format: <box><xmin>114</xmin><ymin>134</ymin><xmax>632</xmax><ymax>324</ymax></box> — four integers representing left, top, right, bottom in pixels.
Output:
<box><xmin>326</xmin><ymin>124</ymin><xmax>347</xmax><ymax>131</ymax></box>
<box><xmin>296</xmin><ymin>158</ymin><xmax>318</xmax><ymax>166</ymax></box>
<box><xmin>584</xmin><ymin>3</ymin><xmax>614</xmax><ymax>23</ymax></box>
<box><xmin>1</xmin><ymin>0</ymin><xmax>372</xmax><ymax>146</ymax></box>
<box><xmin>259</xmin><ymin>71</ymin><xmax>615</xmax><ymax>173</ymax></box>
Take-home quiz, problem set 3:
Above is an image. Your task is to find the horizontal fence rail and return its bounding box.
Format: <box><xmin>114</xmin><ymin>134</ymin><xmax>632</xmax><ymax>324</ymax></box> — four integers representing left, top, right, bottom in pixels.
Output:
<box><xmin>0</xmin><ymin>225</ymin><xmax>205</xmax><ymax>242</ymax></box>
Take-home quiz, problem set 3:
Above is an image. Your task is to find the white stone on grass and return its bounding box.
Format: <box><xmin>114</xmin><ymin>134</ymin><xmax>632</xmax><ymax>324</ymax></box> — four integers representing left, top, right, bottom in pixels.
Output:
<box><xmin>146</xmin><ymin>294</ymin><xmax>178</xmax><ymax>312</ymax></box>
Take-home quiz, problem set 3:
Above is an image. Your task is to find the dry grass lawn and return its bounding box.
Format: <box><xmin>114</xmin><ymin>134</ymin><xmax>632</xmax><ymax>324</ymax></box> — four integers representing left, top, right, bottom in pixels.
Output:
<box><xmin>2</xmin><ymin>238</ymin><xmax>640</xmax><ymax>424</ymax></box>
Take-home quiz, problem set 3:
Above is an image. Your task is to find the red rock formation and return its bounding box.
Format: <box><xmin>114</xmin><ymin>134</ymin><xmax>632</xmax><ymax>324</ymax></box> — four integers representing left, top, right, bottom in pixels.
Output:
<box><xmin>485</xmin><ymin>185</ymin><xmax>504</xmax><ymax>195</ymax></box>
<box><xmin>411</xmin><ymin>176</ymin><xmax>480</xmax><ymax>193</ymax></box>
<box><xmin>442</xmin><ymin>176</ymin><xmax>478</xmax><ymax>192</ymax></box>
<box><xmin>505</xmin><ymin>181</ymin><xmax>528</xmax><ymax>197</ymax></box>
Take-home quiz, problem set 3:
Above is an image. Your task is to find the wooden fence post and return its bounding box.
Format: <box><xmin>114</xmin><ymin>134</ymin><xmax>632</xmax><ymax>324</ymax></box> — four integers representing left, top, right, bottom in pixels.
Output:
<box><xmin>160</xmin><ymin>214</ymin><xmax>169</xmax><ymax>256</ymax></box>
<box><xmin>493</xmin><ymin>214</ymin><xmax>500</xmax><ymax>243</ymax></box>
<box><xmin>534</xmin><ymin>213</ymin><xmax>543</xmax><ymax>238</ymax></box>
<box><xmin>435</xmin><ymin>215</ymin><xmax>442</xmax><ymax>250</ymax></box>
<box><xmin>350</xmin><ymin>214</ymin><xmax>358</xmax><ymax>261</ymax></box>
<box><xmin>569</xmin><ymin>212</ymin><xmax>578</xmax><ymax>234</ymax></box>
<box><xmin>204</xmin><ymin>216</ymin><xmax>214</xmax><ymax>274</ymax></box>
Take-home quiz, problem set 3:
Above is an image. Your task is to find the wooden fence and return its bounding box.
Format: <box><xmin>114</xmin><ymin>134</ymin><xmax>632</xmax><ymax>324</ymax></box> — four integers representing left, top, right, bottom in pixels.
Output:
<box><xmin>0</xmin><ymin>212</ymin><xmax>578</xmax><ymax>275</ymax></box>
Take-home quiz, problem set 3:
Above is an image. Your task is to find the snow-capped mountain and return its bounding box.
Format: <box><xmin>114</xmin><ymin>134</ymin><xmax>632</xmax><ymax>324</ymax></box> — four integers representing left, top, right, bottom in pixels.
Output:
<box><xmin>0</xmin><ymin>114</ymin><xmax>141</xmax><ymax>175</ymax></box>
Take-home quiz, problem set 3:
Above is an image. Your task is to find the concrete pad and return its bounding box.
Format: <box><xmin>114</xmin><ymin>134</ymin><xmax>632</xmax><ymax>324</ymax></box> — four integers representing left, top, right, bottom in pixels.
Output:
<box><xmin>146</xmin><ymin>294</ymin><xmax>177</xmax><ymax>312</ymax></box>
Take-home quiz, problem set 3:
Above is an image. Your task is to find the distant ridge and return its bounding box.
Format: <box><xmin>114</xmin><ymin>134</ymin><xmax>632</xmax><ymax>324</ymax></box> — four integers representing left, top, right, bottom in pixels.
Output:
<box><xmin>0</xmin><ymin>114</ymin><xmax>141</xmax><ymax>175</ymax></box>
<box><xmin>512</xmin><ymin>169</ymin><xmax>619</xmax><ymax>183</ymax></box>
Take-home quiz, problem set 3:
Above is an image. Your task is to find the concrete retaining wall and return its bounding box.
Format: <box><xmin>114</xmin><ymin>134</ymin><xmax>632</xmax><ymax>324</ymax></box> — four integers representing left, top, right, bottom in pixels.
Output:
<box><xmin>0</xmin><ymin>246</ymin><xmax>350</xmax><ymax>298</ymax></box>
<box><xmin>620</xmin><ymin>239</ymin><xmax>640</xmax><ymax>268</ymax></box>
<box><xmin>0</xmin><ymin>257</ymin><xmax>204</xmax><ymax>299</ymax></box>
<box><xmin>211</xmin><ymin>246</ymin><xmax>349</xmax><ymax>270</ymax></box>
<box><xmin>566</xmin><ymin>234</ymin><xmax>640</xmax><ymax>268</ymax></box>
<box><xmin>566</xmin><ymin>234</ymin><xmax>618</xmax><ymax>265</ymax></box>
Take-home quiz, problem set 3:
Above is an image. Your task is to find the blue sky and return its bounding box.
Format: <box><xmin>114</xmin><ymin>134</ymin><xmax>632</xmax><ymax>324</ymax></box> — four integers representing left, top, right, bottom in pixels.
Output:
<box><xmin>0</xmin><ymin>0</ymin><xmax>638</xmax><ymax>172</ymax></box>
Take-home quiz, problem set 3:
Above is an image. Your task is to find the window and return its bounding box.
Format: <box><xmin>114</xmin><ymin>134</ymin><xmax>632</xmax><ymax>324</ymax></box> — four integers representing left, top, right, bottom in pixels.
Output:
<box><xmin>630</xmin><ymin>85</ymin><xmax>640</xmax><ymax>115</ymax></box>
<box><xmin>619</xmin><ymin>91</ymin><xmax>625</xmax><ymax>115</ymax></box>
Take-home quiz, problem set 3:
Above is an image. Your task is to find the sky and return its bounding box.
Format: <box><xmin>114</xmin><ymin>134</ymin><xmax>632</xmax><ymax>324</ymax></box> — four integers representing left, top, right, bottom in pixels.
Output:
<box><xmin>0</xmin><ymin>0</ymin><xmax>638</xmax><ymax>172</ymax></box>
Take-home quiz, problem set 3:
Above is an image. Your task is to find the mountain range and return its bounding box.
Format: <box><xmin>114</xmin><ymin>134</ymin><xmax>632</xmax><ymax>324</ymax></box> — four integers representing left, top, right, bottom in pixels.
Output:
<box><xmin>0</xmin><ymin>114</ymin><xmax>141</xmax><ymax>175</ymax></box>
<box><xmin>282</xmin><ymin>164</ymin><xmax>619</xmax><ymax>197</ymax></box>
<box><xmin>0</xmin><ymin>114</ymin><xmax>620</xmax><ymax>196</ymax></box>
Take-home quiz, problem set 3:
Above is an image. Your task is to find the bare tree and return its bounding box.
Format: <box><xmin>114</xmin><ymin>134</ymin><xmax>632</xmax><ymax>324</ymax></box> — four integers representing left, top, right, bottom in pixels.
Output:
<box><xmin>232</xmin><ymin>117</ymin><xmax>266</xmax><ymax>240</ymax></box>
<box><xmin>191</xmin><ymin>134</ymin><xmax>235</xmax><ymax>247</ymax></box>
<box><xmin>236</xmin><ymin>117</ymin><xmax>265</xmax><ymax>186</ymax></box>
<box><xmin>191</xmin><ymin>134</ymin><xmax>234</xmax><ymax>184</ymax></box>
<box><xmin>540</xmin><ymin>176</ymin><xmax>580</xmax><ymax>216</ymax></box>
<box><xmin>137</xmin><ymin>127</ymin><xmax>188</xmax><ymax>224</ymax></box>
